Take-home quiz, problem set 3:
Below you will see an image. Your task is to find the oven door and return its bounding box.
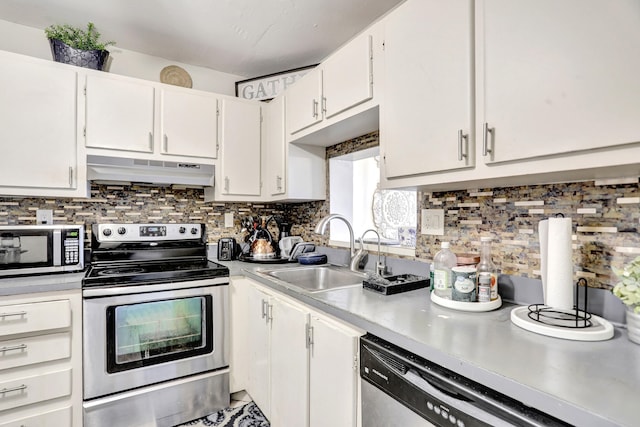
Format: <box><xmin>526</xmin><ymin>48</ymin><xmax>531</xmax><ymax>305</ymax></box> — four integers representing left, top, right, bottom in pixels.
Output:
<box><xmin>83</xmin><ymin>278</ymin><xmax>228</xmax><ymax>400</ymax></box>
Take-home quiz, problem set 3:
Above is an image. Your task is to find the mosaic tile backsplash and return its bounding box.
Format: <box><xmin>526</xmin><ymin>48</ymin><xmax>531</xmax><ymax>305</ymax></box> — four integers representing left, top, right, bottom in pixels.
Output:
<box><xmin>1</xmin><ymin>130</ymin><xmax>638</xmax><ymax>294</ymax></box>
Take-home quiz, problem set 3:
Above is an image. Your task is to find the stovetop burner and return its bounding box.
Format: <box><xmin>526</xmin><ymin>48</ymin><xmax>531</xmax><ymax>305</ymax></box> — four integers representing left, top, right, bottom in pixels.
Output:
<box><xmin>97</xmin><ymin>267</ymin><xmax>147</xmax><ymax>276</ymax></box>
<box><xmin>84</xmin><ymin>223</ymin><xmax>229</xmax><ymax>288</ymax></box>
<box><xmin>83</xmin><ymin>259</ymin><xmax>229</xmax><ymax>287</ymax></box>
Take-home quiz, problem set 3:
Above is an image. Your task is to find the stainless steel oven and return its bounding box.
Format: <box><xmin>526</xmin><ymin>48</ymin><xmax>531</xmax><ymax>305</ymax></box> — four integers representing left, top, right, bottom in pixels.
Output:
<box><xmin>82</xmin><ymin>223</ymin><xmax>230</xmax><ymax>427</ymax></box>
<box><xmin>0</xmin><ymin>224</ymin><xmax>84</xmax><ymax>277</ymax></box>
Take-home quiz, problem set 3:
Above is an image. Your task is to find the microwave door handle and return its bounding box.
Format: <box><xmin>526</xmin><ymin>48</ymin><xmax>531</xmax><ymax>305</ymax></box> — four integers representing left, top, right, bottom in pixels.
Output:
<box><xmin>52</xmin><ymin>229</ymin><xmax>62</xmax><ymax>266</ymax></box>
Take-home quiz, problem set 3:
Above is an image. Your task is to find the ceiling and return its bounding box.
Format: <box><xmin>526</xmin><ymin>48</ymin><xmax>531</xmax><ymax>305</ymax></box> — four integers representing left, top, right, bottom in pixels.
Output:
<box><xmin>0</xmin><ymin>0</ymin><xmax>404</xmax><ymax>77</ymax></box>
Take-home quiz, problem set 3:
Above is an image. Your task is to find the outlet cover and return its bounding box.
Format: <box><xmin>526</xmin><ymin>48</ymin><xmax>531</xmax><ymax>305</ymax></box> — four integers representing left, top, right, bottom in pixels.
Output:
<box><xmin>36</xmin><ymin>209</ymin><xmax>53</xmax><ymax>225</ymax></box>
<box><xmin>224</xmin><ymin>212</ymin><xmax>234</xmax><ymax>228</ymax></box>
<box><xmin>421</xmin><ymin>209</ymin><xmax>444</xmax><ymax>235</ymax></box>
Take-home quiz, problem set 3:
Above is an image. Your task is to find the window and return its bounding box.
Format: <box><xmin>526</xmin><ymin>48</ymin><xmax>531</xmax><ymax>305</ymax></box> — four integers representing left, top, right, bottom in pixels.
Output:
<box><xmin>329</xmin><ymin>147</ymin><xmax>417</xmax><ymax>250</ymax></box>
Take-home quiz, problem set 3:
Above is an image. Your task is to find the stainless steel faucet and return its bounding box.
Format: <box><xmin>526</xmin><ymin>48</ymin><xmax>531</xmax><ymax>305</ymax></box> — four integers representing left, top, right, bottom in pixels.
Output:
<box><xmin>314</xmin><ymin>213</ymin><xmax>358</xmax><ymax>271</ymax></box>
<box><xmin>355</xmin><ymin>229</ymin><xmax>386</xmax><ymax>276</ymax></box>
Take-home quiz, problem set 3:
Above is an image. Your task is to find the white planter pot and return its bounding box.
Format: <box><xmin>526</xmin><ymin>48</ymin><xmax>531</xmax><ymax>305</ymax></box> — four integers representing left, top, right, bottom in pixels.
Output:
<box><xmin>626</xmin><ymin>308</ymin><xmax>640</xmax><ymax>345</ymax></box>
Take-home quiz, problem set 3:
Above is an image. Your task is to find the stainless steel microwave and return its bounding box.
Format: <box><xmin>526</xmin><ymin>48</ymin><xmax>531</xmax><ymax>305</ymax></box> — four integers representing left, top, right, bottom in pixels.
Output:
<box><xmin>0</xmin><ymin>225</ymin><xmax>84</xmax><ymax>277</ymax></box>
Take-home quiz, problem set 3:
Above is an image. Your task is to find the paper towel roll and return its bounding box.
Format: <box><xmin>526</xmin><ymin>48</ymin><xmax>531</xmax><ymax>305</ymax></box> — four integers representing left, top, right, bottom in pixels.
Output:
<box><xmin>539</xmin><ymin>217</ymin><xmax>574</xmax><ymax>310</ymax></box>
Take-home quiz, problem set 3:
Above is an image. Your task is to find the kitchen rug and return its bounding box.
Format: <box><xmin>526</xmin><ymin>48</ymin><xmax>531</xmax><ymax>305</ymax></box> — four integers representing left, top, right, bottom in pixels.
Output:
<box><xmin>176</xmin><ymin>401</ymin><xmax>269</xmax><ymax>427</ymax></box>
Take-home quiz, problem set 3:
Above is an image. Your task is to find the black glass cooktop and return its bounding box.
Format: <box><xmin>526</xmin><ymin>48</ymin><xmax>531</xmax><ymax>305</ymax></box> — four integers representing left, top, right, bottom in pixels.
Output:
<box><xmin>83</xmin><ymin>259</ymin><xmax>229</xmax><ymax>287</ymax></box>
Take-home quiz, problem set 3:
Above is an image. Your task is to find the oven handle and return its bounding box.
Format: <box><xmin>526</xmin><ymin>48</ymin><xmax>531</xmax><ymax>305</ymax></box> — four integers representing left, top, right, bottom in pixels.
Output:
<box><xmin>82</xmin><ymin>277</ymin><xmax>228</xmax><ymax>297</ymax></box>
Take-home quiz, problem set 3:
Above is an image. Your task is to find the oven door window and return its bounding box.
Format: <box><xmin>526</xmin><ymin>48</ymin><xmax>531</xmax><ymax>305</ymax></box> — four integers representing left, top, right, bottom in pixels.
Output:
<box><xmin>106</xmin><ymin>296</ymin><xmax>213</xmax><ymax>373</ymax></box>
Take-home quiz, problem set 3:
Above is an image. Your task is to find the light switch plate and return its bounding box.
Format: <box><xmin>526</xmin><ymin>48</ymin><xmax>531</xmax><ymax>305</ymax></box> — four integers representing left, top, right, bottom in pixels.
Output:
<box><xmin>36</xmin><ymin>209</ymin><xmax>53</xmax><ymax>225</ymax></box>
<box><xmin>224</xmin><ymin>212</ymin><xmax>234</xmax><ymax>228</ymax></box>
<box><xmin>421</xmin><ymin>209</ymin><xmax>444</xmax><ymax>235</ymax></box>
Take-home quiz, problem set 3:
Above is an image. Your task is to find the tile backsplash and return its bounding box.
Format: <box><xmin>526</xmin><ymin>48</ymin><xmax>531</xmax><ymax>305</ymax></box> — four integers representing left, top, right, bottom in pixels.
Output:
<box><xmin>2</xmin><ymin>130</ymin><xmax>638</xmax><ymax>294</ymax></box>
<box><xmin>416</xmin><ymin>180</ymin><xmax>640</xmax><ymax>291</ymax></box>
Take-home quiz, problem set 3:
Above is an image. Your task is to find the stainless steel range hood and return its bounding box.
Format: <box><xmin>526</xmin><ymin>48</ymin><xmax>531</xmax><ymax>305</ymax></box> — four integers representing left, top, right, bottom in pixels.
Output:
<box><xmin>87</xmin><ymin>155</ymin><xmax>215</xmax><ymax>187</ymax></box>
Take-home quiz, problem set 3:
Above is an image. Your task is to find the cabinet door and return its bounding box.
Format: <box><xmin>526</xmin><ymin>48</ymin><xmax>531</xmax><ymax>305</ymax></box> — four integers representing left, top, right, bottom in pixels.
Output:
<box><xmin>270</xmin><ymin>296</ymin><xmax>309</xmax><ymax>427</ymax></box>
<box><xmin>85</xmin><ymin>74</ymin><xmax>155</xmax><ymax>153</ymax></box>
<box><xmin>382</xmin><ymin>0</ymin><xmax>474</xmax><ymax>179</ymax></box>
<box><xmin>263</xmin><ymin>96</ymin><xmax>286</xmax><ymax>196</ymax></box>
<box><xmin>246</xmin><ymin>285</ymin><xmax>271</xmax><ymax>419</ymax></box>
<box><xmin>323</xmin><ymin>34</ymin><xmax>373</xmax><ymax>119</ymax></box>
<box><xmin>229</xmin><ymin>279</ymin><xmax>249</xmax><ymax>393</ymax></box>
<box><xmin>0</xmin><ymin>55</ymin><xmax>79</xmax><ymax>191</ymax></box>
<box><xmin>220</xmin><ymin>99</ymin><xmax>262</xmax><ymax>196</ymax></box>
<box><xmin>286</xmin><ymin>69</ymin><xmax>323</xmax><ymax>134</ymax></box>
<box><xmin>478</xmin><ymin>0</ymin><xmax>640</xmax><ymax>163</ymax></box>
<box><xmin>309</xmin><ymin>315</ymin><xmax>361</xmax><ymax>427</ymax></box>
<box><xmin>160</xmin><ymin>89</ymin><xmax>218</xmax><ymax>159</ymax></box>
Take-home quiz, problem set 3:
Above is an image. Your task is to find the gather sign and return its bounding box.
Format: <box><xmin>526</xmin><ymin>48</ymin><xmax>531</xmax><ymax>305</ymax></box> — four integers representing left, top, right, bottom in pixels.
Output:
<box><xmin>235</xmin><ymin>65</ymin><xmax>316</xmax><ymax>101</ymax></box>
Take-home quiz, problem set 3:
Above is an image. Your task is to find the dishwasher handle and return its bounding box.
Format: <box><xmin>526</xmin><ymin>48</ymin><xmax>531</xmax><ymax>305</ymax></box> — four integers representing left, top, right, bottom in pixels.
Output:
<box><xmin>403</xmin><ymin>368</ymin><xmax>513</xmax><ymax>427</ymax></box>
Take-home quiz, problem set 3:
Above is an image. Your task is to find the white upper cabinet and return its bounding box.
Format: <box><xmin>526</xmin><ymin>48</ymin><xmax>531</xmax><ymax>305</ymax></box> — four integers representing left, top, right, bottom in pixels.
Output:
<box><xmin>85</xmin><ymin>73</ymin><xmax>155</xmax><ymax>153</ymax></box>
<box><xmin>285</xmin><ymin>29</ymin><xmax>378</xmax><ymax>146</ymax></box>
<box><xmin>217</xmin><ymin>98</ymin><xmax>262</xmax><ymax>196</ymax></box>
<box><xmin>84</xmin><ymin>71</ymin><xmax>219</xmax><ymax>163</ymax></box>
<box><xmin>286</xmin><ymin>68</ymin><xmax>323</xmax><ymax>135</ymax></box>
<box><xmin>263</xmin><ymin>96</ymin><xmax>287</xmax><ymax>197</ymax></box>
<box><xmin>263</xmin><ymin>96</ymin><xmax>327</xmax><ymax>202</ymax></box>
<box><xmin>381</xmin><ymin>0</ymin><xmax>640</xmax><ymax>191</ymax></box>
<box><xmin>322</xmin><ymin>33</ymin><xmax>374</xmax><ymax>119</ymax></box>
<box><xmin>477</xmin><ymin>0</ymin><xmax>640</xmax><ymax>164</ymax></box>
<box><xmin>382</xmin><ymin>0</ymin><xmax>473</xmax><ymax>179</ymax></box>
<box><xmin>159</xmin><ymin>88</ymin><xmax>218</xmax><ymax>159</ymax></box>
<box><xmin>0</xmin><ymin>51</ymin><xmax>86</xmax><ymax>198</ymax></box>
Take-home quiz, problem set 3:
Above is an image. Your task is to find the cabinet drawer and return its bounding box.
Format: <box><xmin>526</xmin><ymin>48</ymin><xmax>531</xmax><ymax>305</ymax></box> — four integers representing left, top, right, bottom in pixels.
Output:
<box><xmin>0</xmin><ymin>368</ymin><xmax>71</xmax><ymax>412</ymax></box>
<box><xmin>0</xmin><ymin>405</ymin><xmax>71</xmax><ymax>427</ymax></box>
<box><xmin>0</xmin><ymin>332</ymin><xmax>71</xmax><ymax>371</ymax></box>
<box><xmin>0</xmin><ymin>300</ymin><xmax>70</xmax><ymax>338</ymax></box>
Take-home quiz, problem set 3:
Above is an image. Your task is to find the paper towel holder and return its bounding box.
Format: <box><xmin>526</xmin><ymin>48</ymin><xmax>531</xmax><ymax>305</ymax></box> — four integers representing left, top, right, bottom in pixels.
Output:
<box><xmin>511</xmin><ymin>278</ymin><xmax>615</xmax><ymax>341</ymax></box>
<box><xmin>526</xmin><ymin>278</ymin><xmax>591</xmax><ymax>328</ymax></box>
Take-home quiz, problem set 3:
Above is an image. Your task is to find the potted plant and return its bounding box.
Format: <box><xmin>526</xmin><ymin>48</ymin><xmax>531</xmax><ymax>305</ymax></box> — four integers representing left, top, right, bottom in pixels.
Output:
<box><xmin>612</xmin><ymin>255</ymin><xmax>640</xmax><ymax>344</ymax></box>
<box><xmin>45</xmin><ymin>22</ymin><xmax>115</xmax><ymax>71</ymax></box>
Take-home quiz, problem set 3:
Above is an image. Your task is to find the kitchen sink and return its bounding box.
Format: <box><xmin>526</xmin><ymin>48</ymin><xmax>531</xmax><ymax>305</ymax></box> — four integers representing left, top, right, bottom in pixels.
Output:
<box><xmin>260</xmin><ymin>265</ymin><xmax>366</xmax><ymax>293</ymax></box>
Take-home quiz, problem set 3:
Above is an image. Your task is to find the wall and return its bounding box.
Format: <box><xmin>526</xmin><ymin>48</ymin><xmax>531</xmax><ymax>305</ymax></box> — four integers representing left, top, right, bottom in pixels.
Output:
<box><xmin>0</xmin><ymin>19</ymin><xmax>243</xmax><ymax>95</ymax></box>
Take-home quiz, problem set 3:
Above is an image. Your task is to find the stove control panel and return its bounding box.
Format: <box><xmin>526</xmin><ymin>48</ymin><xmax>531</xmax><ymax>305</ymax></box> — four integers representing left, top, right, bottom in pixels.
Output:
<box><xmin>95</xmin><ymin>223</ymin><xmax>203</xmax><ymax>242</ymax></box>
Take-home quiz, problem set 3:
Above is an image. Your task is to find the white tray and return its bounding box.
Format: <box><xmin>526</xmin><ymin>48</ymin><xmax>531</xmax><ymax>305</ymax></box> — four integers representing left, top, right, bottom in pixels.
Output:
<box><xmin>430</xmin><ymin>292</ymin><xmax>502</xmax><ymax>312</ymax></box>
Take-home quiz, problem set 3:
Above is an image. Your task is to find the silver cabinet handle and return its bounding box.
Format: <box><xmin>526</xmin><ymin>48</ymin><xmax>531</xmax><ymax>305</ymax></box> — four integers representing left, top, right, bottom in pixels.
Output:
<box><xmin>457</xmin><ymin>129</ymin><xmax>468</xmax><ymax>161</ymax></box>
<box><xmin>148</xmin><ymin>132</ymin><xmax>154</xmax><ymax>151</ymax></box>
<box><xmin>267</xmin><ymin>304</ymin><xmax>273</xmax><ymax>323</ymax></box>
<box><xmin>261</xmin><ymin>299</ymin><xmax>267</xmax><ymax>319</ymax></box>
<box><xmin>0</xmin><ymin>384</ymin><xmax>27</xmax><ymax>395</ymax></box>
<box><xmin>224</xmin><ymin>176</ymin><xmax>230</xmax><ymax>193</ymax></box>
<box><xmin>305</xmin><ymin>324</ymin><xmax>314</xmax><ymax>349</ymax></box>
<box><xmin>276</xmin><ymin>175</ymin><xmax>282</xmax><ymax>191</ymax></box>
<box><xmin>163</xmin><ymin>134</ymin><xmax>168</xmax><ymax>152</ymax></box>
<box><xmin>69</xmin><ymin>166</ymin><xmax>73</xmax><ymax>187</ymax></box>
<box><xmin>482</xmin><ymin>123</ymin><xmax>494</xmax><ymax>157</ymax></box>
<box><xmin>321</xmin><ymin>96</ymin><xmax>327</xmax><ymax>114</ymax></box>
<box><xmin>312</xmin><ymin>99</ymin><xmax>318</xmax><ymax>118</ymax></box>
<box><xmin>0</xmin><ymin>311</ymin><xmax>27</xmax><ymax>318</ymax></box>
<box><xmin>0</xmin><ymin>344</ymin><xmax>27</xmax><ymax>353</ymax></box>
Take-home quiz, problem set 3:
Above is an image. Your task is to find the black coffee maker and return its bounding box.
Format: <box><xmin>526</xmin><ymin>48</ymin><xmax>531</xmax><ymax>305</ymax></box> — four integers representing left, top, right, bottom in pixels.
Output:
<box><xmin>274</xmin><ymin>216</ymin><xmax>292</xmax><ymax>241</ymax></box>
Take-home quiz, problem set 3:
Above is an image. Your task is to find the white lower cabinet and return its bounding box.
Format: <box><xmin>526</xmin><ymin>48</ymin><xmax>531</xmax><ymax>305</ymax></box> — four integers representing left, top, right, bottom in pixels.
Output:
<box><xmin>231</xmin><ymin>277</ymin><xmax>363</xmax><ymax>427</ymax></box>
<box><xmin>0</xmin><ymin>406</ymin><xmax>72</xmax><ymax>427</ymax></box>
<box><xmin>0</xmin><ymin>290</ymin><xmax>82</xmax><ymax>427</ymax></box>
<box><xmin>309</xmin><ymin>314</ymin><xmax>361</xmax><ymax>427</ymax></box>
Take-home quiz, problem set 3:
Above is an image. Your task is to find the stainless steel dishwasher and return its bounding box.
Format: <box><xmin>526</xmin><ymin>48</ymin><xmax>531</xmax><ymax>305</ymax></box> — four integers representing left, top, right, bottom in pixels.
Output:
<box><xmin>360</xmin><ymin>334</ymin><xmax>570</xmax><ymax>427</ymax></box>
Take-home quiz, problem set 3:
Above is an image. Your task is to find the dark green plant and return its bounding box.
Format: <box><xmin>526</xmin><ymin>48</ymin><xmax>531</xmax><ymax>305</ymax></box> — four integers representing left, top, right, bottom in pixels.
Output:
<box><xmin>45</xmin><ymin>22</ymin><xmax>115</xmax><ymax>51</ymax></box>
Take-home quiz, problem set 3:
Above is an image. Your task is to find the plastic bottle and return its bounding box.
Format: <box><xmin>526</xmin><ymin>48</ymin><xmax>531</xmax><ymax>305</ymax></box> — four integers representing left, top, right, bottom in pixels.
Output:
<box><xmin>432</xmin><ymin>242</ymin><xmax>457</xmax><ymax>299</ymax></box>
<box><xmin>429</xmin><ymin>262</ymin><xmax>435</xmax><ymax>292</ymax></box>
<box><xmin>476</xmin><ymin>236</ymin><xmax>498</xmax><ymax>301</ymax></box>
